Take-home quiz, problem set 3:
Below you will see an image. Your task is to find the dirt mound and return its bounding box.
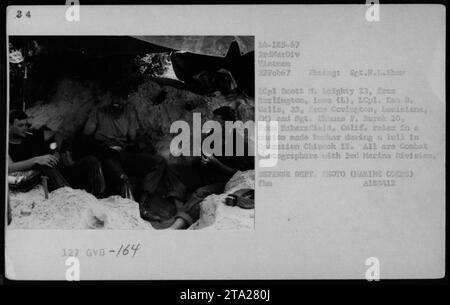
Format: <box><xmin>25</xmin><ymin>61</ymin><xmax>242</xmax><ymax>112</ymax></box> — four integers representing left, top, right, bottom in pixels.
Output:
<box><xmin>8</xmin><ymin>170</ymin><xmax>255</xmax><ymax>230</ymax></box>
<box><xmin>25</xmin><ymin>77</ymin><xmax>254</xmax><ymax>153</ymax></box>
<box><xmin>189</xmin><ymin>170</ymin><xmax>255</xmax><ymax>230</ymax></box>
<box><xmin>9</xmin><ymin>187</ymin><xmax>153</xmax><ymax>230</ymax></box>
<box><xmin>26</xmin><ymin>79</ymin><xmax>97</xmax><ymax>139</ymax></box>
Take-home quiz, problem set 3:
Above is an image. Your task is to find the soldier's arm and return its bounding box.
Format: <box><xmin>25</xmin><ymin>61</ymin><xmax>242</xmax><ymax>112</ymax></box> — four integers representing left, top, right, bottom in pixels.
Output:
<box><xmin>83</xmin><ymin>110</ymin><xmax>98</xmax><ymax>136</ymax></box>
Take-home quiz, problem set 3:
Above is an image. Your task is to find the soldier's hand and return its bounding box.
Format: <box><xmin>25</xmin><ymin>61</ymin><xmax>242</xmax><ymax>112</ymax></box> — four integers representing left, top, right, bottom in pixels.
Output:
<box><xmin>33</xmin><ymin>154</ymin><xmax>59</xmax><ymax>167</ymax></box>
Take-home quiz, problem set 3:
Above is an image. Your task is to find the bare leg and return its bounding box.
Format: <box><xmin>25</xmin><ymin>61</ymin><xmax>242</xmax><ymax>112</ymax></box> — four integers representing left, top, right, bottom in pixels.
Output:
<box><xmin>167</xmin><ymin>183</ymin><xmax>225</xmax><ymax>230</ymax></box>
<box><xmin>168</xmin><ymin>217</ymin><xmax>188</xmax><ymax>230</ymax></box>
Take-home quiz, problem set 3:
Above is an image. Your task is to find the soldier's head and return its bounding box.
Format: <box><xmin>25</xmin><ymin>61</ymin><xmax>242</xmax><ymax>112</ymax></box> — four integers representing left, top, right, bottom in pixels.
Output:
<box><xmin>9</xmin><ymin>109</ymin><xmax>29</xmax><ymax>139</ymax></box>
<box><xmin>110</xmin><ymin>96</ymin><xmax>127</xmax><ymax>114</ymax></box>
<box><xmin>213</xmin><ymin>69</ymin><xmax>237</xmax><ymax>94</ymax></box>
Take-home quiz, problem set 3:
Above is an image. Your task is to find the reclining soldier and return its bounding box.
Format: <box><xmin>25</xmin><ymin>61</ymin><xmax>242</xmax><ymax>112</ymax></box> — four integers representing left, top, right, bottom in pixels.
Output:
<box><xmin>168</xmin><ymin>106</ymin><xmax>255</xmax><ymax>229</ymax></box>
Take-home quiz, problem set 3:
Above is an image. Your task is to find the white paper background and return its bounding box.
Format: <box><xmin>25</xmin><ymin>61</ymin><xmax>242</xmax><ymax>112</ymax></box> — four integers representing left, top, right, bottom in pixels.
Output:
<box><xmin>5</xmin><ymin>4</ymin><xmax>446</xmax><ymax>280</ymax></box>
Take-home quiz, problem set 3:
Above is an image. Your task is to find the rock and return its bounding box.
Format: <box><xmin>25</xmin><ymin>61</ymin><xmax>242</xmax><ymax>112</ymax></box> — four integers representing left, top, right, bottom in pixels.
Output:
<box><xmin>189</xmin><ymin>170</ymin><xmax>255</xmax><ymax>230</ymax></box>
<box><xmin>224</xmin><ymin>169</ymin><xmax>255</xmax><ymax>194</ymax></box>
<box><xmin>26</xmin><ymin>79</ymin><xmax>97</xmax><ymax>139</ymax></box>
<box><xmin>8</xmin><ymin>170</ymin><xmax>255</xmax><ymax>230</ymax></box>
<box><xmin>8</xmin><ymin>187</ymin><xmax>153</xmax><ymax>230</ymax></box>
<box><xmin>25</xmin><ymin>77</ymin><xmax>255</xmax><ymax>153</ymax></box>
<box><xmin>135</xmin><ymin>36</ymin><xmax>254</xmax><ymax>57</ymax></box>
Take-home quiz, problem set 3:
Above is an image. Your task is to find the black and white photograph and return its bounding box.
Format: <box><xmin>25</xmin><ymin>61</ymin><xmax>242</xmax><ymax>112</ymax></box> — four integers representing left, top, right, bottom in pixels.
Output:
<box><xmin>1</xmin><ymin>3</ymin><xmax>446</xmax><ymax>286</ymax></box>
